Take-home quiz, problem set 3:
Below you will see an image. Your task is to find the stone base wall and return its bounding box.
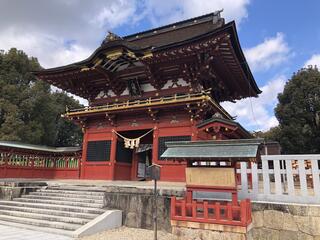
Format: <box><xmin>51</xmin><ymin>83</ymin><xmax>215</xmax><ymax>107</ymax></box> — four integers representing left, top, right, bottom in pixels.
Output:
<box><xmin>0</xmin><ymin>181</ymin><xmax>46</xmax><ymax>200</ymax></box>
<box><xmin>103</xmin><ymin>187</ymin><xmax>320</xmax><ymax>239</ymax></box>
<box><xmin>172</xmin><ymin>226</ymin><xmax>246</xmax><ymax>240</ymax></box>
<box><xmin>248</xmin><ymin>202</ymin><xmax>320</xmax><ymax>240</ymax></box>
<box><xmin>103</xmin><ymin>186</ymin><xmax>184</xmax><ymax>232</ymax></box>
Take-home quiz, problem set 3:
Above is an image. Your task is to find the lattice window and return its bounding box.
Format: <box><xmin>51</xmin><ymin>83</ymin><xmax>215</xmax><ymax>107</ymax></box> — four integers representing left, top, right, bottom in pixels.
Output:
<box><xmin>116</xmin><ymin>140</ymin><xmax>133</xmax><ymax>163</ymax></box>
<box><xmin>158</xmin><ymin>136</ymin><xmax>191</xmax><ymax>160</ymax></box>
<box><xmin>86</xmin><ymin>140</ymin><xmax>111</xmax><ymax>161</ymax></box>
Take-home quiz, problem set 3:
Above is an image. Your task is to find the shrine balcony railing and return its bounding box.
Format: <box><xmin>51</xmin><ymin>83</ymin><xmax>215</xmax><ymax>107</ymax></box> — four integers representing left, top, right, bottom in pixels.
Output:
<box><xmin>0</xmin><ymin>152</ymin><xmax>80</xmax><ymax>179</ymax></box>
<box><xmin>237</xmin><ymin>155</ymin><xmax>320</xmax><ymax>204</ymax></box>
<box><xmin>171</xmin><ymin>196</ymin><xmax>252</xmax><ymax>227</ymax></box>
<box><xmin>64</xmin><ymin>92</ymin><xmax>230</xmax><ymax>118</ymax></box>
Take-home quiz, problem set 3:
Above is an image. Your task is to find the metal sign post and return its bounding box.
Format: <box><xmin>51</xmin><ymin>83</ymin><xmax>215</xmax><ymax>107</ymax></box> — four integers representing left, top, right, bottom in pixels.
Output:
<box><xmin>147</xmin><ymin>164</ymin><xmax>161</xmax><ymax>240</ymax></box>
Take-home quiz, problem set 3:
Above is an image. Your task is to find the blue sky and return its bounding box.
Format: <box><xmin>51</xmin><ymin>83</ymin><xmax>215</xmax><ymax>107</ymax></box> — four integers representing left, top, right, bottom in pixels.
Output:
<box><xmin>1</xmin><ymin>0</ymin><xmax>319</xmax><ymax>132</ymax></box>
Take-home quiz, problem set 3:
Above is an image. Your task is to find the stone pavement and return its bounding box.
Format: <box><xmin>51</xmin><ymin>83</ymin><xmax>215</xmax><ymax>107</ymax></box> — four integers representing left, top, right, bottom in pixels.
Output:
<box><xmin>0</xmin><ymin>225</ymin><xmax>72</xmax><ymax>240</ymax></box>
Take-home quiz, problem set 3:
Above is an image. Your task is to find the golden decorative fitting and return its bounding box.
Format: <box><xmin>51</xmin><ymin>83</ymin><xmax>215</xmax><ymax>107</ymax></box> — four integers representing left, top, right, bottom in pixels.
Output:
<box><xmin>106</xmin><ymin>50</ymin><xmax>123</xmax><ymax>60</ymax></box>
<box><xmin>64</xmin><ymin>92</ymin><xmax>231</xmax><ymax>120</ymax></box>
<box><xmin>80</xmin><ymin>67</ymin><xmax>91</xmax><ymax>72</ymax></box>
<box><xmin>141</xmin><ymin>51</ymin><xmax>153</xmax><ymax>59</ymax></box>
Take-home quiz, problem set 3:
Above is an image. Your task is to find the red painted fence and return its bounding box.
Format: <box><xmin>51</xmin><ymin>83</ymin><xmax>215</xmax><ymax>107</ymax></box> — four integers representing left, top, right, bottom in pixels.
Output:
<box><xmin>0</xmin><ymin>151</ymin><xmax>80</xmax><ymax>179</ymax></box>
<box><xmin>171</xmin><ymin>196</ymin><xmax>252</xmax><ymax>227</ymax></box>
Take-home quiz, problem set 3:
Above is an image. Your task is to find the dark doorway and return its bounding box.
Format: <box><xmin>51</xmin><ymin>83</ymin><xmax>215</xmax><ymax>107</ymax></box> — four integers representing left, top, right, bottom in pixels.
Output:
<box><xmin>115</xmin><ymin>129</ymin><xmax>153</xmax><ymax>180</ymax></box>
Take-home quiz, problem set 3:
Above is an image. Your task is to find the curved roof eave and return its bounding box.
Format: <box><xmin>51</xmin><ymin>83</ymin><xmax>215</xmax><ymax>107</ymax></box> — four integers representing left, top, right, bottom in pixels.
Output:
<box><xmin>33</xmin><ymin>40</ymin><xmax>151</xmax><ymax>74</ymax></box>
<box><xmin>0</xmin><ymin>141</ymin><xmax>81</xmax><ymax>153</ymax></box>
<box><xmin>152</xmin><ymin>21</ymin><xmax>261</xmax><ymax>95</ymax></box>
<box><xmin>33</xmin><ymin>21</ymin><xmax>261</xmax><ymax>96</ymax></box>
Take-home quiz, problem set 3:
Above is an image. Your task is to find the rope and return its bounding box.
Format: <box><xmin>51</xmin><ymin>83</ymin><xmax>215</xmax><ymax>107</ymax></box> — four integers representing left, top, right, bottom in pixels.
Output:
<box><xmin>112</xmin><ymin>128</ymin><xmax>154</xmax><ymax>149</ymax></box>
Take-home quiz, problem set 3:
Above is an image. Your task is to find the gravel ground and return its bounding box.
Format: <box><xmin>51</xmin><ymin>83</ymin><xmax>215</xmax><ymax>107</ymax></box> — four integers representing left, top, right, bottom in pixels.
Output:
<box><xmin>80</xmin><ymin>227</ymin><xmax>178</xmax><ymax>240</ymax></box>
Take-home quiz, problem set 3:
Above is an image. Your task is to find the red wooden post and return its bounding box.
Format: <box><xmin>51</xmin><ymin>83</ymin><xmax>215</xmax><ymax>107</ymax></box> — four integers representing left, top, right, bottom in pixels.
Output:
<box><xmin>227</xmin><ymin>202</ymin><xmax>233</xmax><ymax>221</ymax></box>
<box><xmin>203</xmin><ymin>201</ymin><xmax>209</xmax><ymax>219</ymax></box>
<box><xmin>181</xmin><ymin>199</ymin><xmax>186</xmax><ymax>218</ymax></box>
<box><xmin>215</xmin><ymin>202</ymin><xmax>221</xmax><ymax>221</ymax></box>
<box><xmin>232</xmin><ymin>192</ymin><xmax>238</xmax><ymax>206</ymax></box>
<box><xmin>240</xmin><ymin>200</ymin><xmax>247</xmax><ymax>226</ymax></box>
<box><xmin>192</xmin><ymin>200</ymin><xmax>197</xmax><ymax>219</ymax></box>
<box><xmin>186</xmin><ymin>190</ymin><xmax>192</xmax><ymax>203</ymax></box>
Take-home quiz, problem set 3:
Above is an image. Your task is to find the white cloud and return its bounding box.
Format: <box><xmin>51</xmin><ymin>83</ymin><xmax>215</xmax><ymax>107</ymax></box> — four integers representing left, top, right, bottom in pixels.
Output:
<box><xmin>143</xmin><ymin>0</ymin><xmax>250</xmax><ymax>26</ymax></box>
<box><xmin>0</xmin><ymin>0</ymin><xmax>139</xmax><ymax>68</ymax></box>
<box><xmin>221</xmin><ymin>75</ymin><xmax>286</xmax><ymax>131</ymax></box>
<box><xmin>0</xmin><ymin>0</ymin><xmax>252</xmax><ymax>105</ymax></box>
<box><xmin>304</xmin><ymin>54</ymin><xmax>320</xmax><ymax>68</ymax></box>
<box><xmin>0</xmin><ymin>28</ymin><xmax>92</xmax><ymax>68</ymax></box>
<box><xmin>0</xmin><ymin>0</ymin><xmax>251</xmax><ymax>68</ymax></box>
<box><xmin>244</xmin><ymin>33</ymin><xmax>290</xmax><ymax>72</ymax></box>
<box><xmin>91</xmin><ymin>0</ymin><xmax>137</xmax><ymax>28</ymax></box>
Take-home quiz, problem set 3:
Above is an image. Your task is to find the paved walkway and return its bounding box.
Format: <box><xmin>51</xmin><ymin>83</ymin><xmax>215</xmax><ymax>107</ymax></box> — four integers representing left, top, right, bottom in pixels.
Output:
<box><xmin>0</xmin><ymin>225</ymin><xmax>72</xmax><ymax>240</ymax></box>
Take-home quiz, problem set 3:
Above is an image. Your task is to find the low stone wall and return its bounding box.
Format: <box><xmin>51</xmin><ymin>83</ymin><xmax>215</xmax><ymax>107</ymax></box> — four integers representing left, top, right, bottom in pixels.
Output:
<box><xmin>103</xmin><ymin>186</ymin><xmax>184</xmax><ymax>232</ymax></box>
<box><xmin>102</xmin><ymin>187</ymin><xmax>320</xmax><ymax>239</ymax></box>
<box><xmin>248</xmin><ymin>202</ymin><xmax>320</xmax><ymax>240</ymax></box>
<box><xmin>0</xmin><ymin>181</ymin><xmax>46</xmax><ymax>200</ymax></box>
<box><xmin>172</xmin><ymin>227</ymin><xmax>246</xmax><ymax>240</ymax></box>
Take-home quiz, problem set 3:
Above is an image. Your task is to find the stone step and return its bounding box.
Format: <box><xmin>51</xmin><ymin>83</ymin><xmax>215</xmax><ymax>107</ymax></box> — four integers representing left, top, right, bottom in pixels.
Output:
<box><xmin>0</xmin><ymin>214</ymin><xmax>82</xmax><ymax>231</ymax></box>
<box><xmin>21</xmin><ymin>194</ymin><xmax>104</xmax><ymax>204</ymax></box>
<box><xmin>30</xmin><ymin>191</ymin><xmax>104</xmax><ymax>200</ymax></box>
<box><xmin>0</xmin><ymin>204</ymin><xmax>98</xmax><ymax>219</ymax></box>
<box><xmin>37</xmin><ymin>189</ymin><xmax>105</xmax><ymax>196</ymax></box>
<box><xmin>14</xmin><ymin>197</ymin><xmax>104</xmax><ymax>208</ymax></box>
<box><xmin>0</xmin><ymin>209</ymin><xmax>91</xmax><ymax>225</ymax></box>
<box><xmin>0</xmin><ymin>220</ymin><xmax>74</xmax><ymax>237</ymax></box>
<box><xmin>48</xmin><ymin>186</ymin><xmax>106</xmax><ymax>192</ymax></box>
<box><xmin>13</xmin><ymin>197</ymin><xmax>103</xmax><ymax>208</ymax></box>
<box><xmin>0</xmin><ymin>201</ymin><xmax>105</xmax><ymax>214</ymax></box>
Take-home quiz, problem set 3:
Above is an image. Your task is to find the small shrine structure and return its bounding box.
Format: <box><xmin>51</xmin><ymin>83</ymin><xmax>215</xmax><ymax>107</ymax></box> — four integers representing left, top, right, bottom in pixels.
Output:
<box><xmin>162</xmin><ymin>139</ymin><xmax>262</xmax><ymax>232</ymax></box>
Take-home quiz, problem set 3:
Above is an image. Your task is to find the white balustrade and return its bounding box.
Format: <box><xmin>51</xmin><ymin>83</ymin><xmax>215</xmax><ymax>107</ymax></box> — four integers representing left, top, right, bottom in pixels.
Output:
<box><xmin>237</xmin><ymin>155</ymin><xmax>320</xmax><ymax>204</ymax></box>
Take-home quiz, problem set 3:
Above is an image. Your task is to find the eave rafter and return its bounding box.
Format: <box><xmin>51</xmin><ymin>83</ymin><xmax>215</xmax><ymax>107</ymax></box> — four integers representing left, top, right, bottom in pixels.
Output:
<box><xmin>144</xmin><ymin>33</ymin><xmax>230</xmax><ymax>64</ymax></box>
<box><xmin>144</xmin><ymin>64</ymin><xmax>167</xmax><ymax>91</ymax></box>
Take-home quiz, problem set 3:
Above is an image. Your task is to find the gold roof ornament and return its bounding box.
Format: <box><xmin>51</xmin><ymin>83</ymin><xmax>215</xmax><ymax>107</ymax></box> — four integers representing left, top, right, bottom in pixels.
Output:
<box><xmin>101</xmin><ymin>31</ymin><xmax>123</xmax><ymax>46</ymax></box>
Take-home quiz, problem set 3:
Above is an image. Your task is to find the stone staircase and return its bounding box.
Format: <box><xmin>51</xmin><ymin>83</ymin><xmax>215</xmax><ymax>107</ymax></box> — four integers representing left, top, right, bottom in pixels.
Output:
<box><xmin>0</xmin><ymin>186</ymin><xmax>107</xmax><ymax>236</ymax></box>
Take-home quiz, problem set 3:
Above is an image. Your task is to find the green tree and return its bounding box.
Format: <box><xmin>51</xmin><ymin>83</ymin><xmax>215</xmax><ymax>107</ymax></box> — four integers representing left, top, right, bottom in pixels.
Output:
<box><xmin>271</xmin><ymin>67</ymin><xmax>320</xmax><ymax>153</ymax></box>
<box><xmin>0</xmin><ymin>48</ymin><xmax>83</xmax><ymax>146</ymax></box>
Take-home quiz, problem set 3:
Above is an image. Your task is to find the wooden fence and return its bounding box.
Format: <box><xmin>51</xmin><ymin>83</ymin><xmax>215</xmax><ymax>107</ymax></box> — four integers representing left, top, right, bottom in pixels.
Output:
<box><xmin>0</xmin><ymin>152</ymin><xmax>80</xmax><ymax>179</ymax></box>
<box><xmin>171</xmin><ymin>196</ymin><xmax>252</xmax><ymax>227</ymax></box>
<box><xmin>237</xmin><ymin>155</ymin><xmax>320</xmax><ymax>204</ymax></box>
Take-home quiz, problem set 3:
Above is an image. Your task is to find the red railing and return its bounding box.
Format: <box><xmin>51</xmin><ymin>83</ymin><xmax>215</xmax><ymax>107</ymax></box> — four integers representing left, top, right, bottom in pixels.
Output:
<box><xmin>171</xmin><ymin>197</ymin><xmax>252</xmax><ymax>227</ymax></box>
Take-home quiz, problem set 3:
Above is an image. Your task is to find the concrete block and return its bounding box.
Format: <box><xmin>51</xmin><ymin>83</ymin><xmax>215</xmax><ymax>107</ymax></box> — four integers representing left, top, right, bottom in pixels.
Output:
<box><xmin>73</xmin><ymin>210</ymin><xmax>122</xmax><ymax>237</ymax></box>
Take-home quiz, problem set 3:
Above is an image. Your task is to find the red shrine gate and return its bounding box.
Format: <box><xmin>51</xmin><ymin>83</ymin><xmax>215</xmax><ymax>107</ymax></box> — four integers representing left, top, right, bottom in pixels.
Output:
<box><xmin>34</xmin><ymin>12</ymin><xmax>261</xmax><ymax>181</ymax></box>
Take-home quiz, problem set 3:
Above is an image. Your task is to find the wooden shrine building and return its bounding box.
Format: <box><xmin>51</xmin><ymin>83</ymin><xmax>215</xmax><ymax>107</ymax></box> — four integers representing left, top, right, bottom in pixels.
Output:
<box><xmin>34</xmin><ymin>11</ymin><xmax>261</xmax><ymax>181</ymax></box>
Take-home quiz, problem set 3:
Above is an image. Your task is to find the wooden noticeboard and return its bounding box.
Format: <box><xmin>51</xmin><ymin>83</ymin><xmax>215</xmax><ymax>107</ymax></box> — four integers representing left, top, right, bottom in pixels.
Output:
<box><xmin>186</xmin><ymin>167</ymin><xmax>236</xmax><ymax>188</ymax></box>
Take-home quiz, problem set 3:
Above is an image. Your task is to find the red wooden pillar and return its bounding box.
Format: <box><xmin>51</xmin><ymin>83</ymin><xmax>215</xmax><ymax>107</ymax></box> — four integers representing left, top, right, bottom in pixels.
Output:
<box><xmin>80</xmin><ymin>131</ymin><xmax>88</xmax><ymax>179</ymax></box>
<box><xmin>110</xmin><ymin>130</ymin><xmax>117</xmax><ymax>180</ymax></box>
<box><xmin>152</xmin><ymin>125</ymin><xmax>159</xmax><ymax>164</ymax></box>
<box><xmin>131</xmin><ymin>152</ymin><xmax>138</xmax><ymax>180</ymax></box>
